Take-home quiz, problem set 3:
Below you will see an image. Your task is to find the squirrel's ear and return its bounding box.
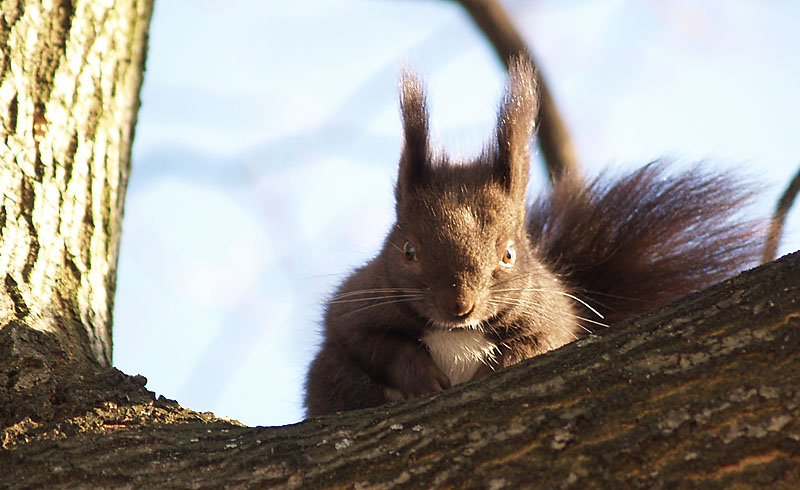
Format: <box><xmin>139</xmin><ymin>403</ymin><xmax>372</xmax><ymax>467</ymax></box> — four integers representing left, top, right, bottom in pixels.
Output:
<box><xmin>493</xmin><ymin>56</ymin><xmax>538</xmax><ymax>198</ymax></box>
<box><xmin>397</xmin><ymin>69</ymin><xmax>430</xmax><ymax>196</ymax></box>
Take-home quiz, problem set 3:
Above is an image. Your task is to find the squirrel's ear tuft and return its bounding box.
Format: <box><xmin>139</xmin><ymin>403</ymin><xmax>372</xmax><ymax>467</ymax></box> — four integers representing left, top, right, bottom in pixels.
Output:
<box><xmin>397</xmin><ymin>69</ymin><xmax>430</xmax><ymax>195</ymax></box>
<box><xmin>493</xmin><ymin>56</ymin><xmax>538</xmax><ymax>198</ymax></box>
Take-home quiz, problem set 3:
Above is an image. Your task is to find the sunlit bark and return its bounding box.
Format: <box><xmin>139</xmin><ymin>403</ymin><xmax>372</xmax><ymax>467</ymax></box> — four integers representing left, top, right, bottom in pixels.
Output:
<box><xmin>0</xmin><ymin>0</ymin><xmax>152</xmax><ymax>364</ymax></box>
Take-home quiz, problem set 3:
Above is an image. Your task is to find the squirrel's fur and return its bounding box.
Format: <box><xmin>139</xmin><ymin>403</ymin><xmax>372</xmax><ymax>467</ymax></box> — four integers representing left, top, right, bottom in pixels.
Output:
<box><xmin>304</xmin><ymin>58</ymin><xmax>761</xmax><ymax>416</ymax></box>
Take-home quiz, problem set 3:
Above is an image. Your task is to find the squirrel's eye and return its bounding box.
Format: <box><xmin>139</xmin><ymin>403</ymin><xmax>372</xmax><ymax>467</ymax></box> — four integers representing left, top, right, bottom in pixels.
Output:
<box><xmin>403</xmin><ymin>241</ymin><xmax>417</xmax><ymax>261</ymax></box>
<box><xmin>499</xmin><ymin>242</ymin><xmax>516</xmax><ymax>267</ymax></box>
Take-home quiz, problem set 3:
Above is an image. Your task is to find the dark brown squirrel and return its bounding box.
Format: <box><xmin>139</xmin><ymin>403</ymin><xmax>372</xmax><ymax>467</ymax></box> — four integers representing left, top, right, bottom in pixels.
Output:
<box><xmin>304</xmin><ymin>58</ymin><xmax>761</xmax><ymax>417</ymax></box>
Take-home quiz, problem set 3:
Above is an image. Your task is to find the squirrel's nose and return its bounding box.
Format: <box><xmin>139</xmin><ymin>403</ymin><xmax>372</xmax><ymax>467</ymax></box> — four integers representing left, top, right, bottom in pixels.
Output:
<box><xmin>440</xmin><ymin>284</ymin><xmax>475</xmax><ymax>318</ymax></box>
<box><xmin>448</xmin><ymin>300</ymin><xmax>475</xmax><ymax>318</ymax></box>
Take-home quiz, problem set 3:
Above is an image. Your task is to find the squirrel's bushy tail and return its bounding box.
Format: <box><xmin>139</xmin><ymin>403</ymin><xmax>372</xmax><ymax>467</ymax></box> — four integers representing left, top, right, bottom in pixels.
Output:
<box><xmin>527</xmin><ymin>162</ymin><xmax>763</xmax><ymax>325</ymax></box>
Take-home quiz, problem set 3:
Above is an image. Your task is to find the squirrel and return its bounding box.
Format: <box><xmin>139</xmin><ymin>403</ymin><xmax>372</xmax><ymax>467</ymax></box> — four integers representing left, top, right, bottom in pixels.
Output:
<box><xmin>304</xmin><ymin>57</ymin><xmax>761</xmax><ymax>417</ymax></box>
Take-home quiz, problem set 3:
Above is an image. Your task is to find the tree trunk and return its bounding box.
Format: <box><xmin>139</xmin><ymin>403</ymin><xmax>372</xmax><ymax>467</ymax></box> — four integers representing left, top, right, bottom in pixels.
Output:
<box><xmin>0</xmin><ymin>0</ymin><xmax>154</xmax><ymax>452</ymax></box>
<box><xmin>0</xmin><ymin>0</ymin><xmax>152</xmax><ymax>366</ymax></box>
<box><xmin>2</xmin><ymin>252</ymin><xmax>798</xmax><ymax>488</ymax></box>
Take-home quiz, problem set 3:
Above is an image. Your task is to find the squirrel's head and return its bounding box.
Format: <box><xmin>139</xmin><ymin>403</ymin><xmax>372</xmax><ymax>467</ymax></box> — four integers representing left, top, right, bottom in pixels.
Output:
<box><xmin>386</xmin><ymin>58</ymin><xmax>542</xmax><ymax>329</ymax></box>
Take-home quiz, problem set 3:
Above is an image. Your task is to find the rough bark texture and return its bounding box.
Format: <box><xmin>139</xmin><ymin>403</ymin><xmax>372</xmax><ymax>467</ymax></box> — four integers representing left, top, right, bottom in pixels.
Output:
<box><xmin>0</xmin><ymin>0</ymin><xmax>153</xmax><ymax>366</ymax></box>
<box><xmin>2</xmin><ymin>251</ymin><xmax>798</xmax><ymax>489</ymax></box>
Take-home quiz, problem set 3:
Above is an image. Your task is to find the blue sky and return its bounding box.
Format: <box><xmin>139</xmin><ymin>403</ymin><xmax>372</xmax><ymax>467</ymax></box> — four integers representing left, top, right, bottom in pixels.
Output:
<box><xmin>113</xmin><ymin>1</ymin><xmax>800</xmax><ymax>427</ymax></box>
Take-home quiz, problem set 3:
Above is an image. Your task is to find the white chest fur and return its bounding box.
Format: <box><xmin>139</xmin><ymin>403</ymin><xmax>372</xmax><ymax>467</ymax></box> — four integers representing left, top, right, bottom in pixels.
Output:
<box><xmin>421</xmin><ymin>329</ymin><xmax>498</xmax><ymax>385</ymax></box>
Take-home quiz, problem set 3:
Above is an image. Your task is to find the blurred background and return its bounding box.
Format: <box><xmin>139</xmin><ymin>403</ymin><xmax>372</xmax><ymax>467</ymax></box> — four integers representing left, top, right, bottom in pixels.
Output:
<box><xmin>113</xmin><ymin>1</ymin><xmax>800</xmax><ymax>427</ymax></box>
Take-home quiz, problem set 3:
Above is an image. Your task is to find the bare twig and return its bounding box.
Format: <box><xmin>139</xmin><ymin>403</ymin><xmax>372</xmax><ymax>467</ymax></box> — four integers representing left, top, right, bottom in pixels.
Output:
<box><xmin>452</xmin><ymin>0</ymin><xmax>580</xmax><ymax>184</ymax></box>
<box><xmin>762</xmin><ymin>164</ymin><xmax>800</xmax><ymax>263</ymax></box>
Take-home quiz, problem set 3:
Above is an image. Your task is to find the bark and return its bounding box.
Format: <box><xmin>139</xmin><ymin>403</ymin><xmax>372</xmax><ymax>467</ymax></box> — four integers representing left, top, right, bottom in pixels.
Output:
<box><xmin>0</xmin><ymin>0</ymin><xmax>152</xmax><ymax>366</ymax></box>
<box><xmin>2</xmin><ymin>251</ymin><xmax>799</xmax><ymax>489</ymax></box>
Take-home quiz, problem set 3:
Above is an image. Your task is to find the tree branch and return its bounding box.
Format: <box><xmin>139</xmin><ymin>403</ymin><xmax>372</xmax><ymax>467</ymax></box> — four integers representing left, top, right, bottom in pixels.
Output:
<box><xmin>762</xmin><ymin>164</ymin><xmax>800</xmax><ymax>262</ymax></box>
<box><xmin>452</xmin><ymin>0</ymin><xmax>581</xmax><ymax>183</ymax></box>
<box><xmin>3</xmin><ymin>252</ymin><xmax>799</xmax><ymax>488</ymax></box>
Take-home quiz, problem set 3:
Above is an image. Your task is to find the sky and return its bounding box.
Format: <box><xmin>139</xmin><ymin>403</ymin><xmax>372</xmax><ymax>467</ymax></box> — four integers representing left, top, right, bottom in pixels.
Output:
<box><xmin>112</xmin><ymin>1</ymin><xmax>800</xmax><ymax>427</ymax></box>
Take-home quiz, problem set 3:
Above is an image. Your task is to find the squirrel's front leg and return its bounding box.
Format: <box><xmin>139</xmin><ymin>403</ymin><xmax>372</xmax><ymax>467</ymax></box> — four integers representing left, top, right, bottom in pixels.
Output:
<box><xmin>381</xmin><ymin>336</ymin><xmax>451</xmax><ymax>399</ymax></box>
